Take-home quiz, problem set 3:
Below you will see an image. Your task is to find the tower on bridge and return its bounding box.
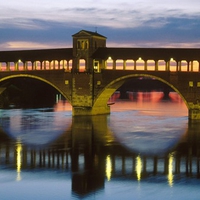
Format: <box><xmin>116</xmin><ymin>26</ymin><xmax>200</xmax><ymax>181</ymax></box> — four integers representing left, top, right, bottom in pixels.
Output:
<box><xmin>72</xmin><ymin>30</ymin><xmax>107</xmax><ymax>72</ymax></box>
<box><xmin>71</xmin><ymin>30</ymin><xmax>110</xmax><ymax>115</ymax></box>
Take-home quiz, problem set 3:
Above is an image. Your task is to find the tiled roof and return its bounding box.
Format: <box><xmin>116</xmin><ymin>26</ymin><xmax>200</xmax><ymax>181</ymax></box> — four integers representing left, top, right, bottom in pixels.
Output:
<box><xmin>0</xmin><ymin>48</ymin><xmax>73</xmax><ymax>62</ymax></box>
<box><xmin>72</xmin><ymin>30</ymin><xmax>107</xmax><ymax>38</ymax></box>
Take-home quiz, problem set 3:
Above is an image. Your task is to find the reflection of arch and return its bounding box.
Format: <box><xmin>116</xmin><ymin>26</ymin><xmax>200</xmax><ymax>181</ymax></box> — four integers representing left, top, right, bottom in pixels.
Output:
<box><xmin>109</xmin><ymin>112</ymin><xmax>187</xmax><ymax>156</ymax></box>
<box><xmin>93</xmin><ymin>73</ymin><xmax>188</xmax><ymax>111</ymax></box>
<box><xmin>0</xmin><ymin>74</ymin><xmax>71</xmax><ymax>102</ymax></box>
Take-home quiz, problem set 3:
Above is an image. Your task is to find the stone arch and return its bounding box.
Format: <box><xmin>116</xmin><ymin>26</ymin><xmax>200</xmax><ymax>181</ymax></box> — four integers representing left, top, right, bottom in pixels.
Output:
<box><xmin>93</xmin><ymin>73</ymin><xmax>188</xmax><ymax>110</ymax></box>
<box><xmin>0</xmin><ymin>74</ymin><xmax>71</xmax><ymax>103</ymax></box>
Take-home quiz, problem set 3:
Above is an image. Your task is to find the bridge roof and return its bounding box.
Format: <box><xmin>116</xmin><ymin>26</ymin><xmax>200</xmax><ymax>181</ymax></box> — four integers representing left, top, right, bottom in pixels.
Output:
<box><xmin>0</xmin><ymin>48</ymin><xmax>73</xmax><ymax>62</ymax></box>
<box><xmin>92</xmin><ymin>47</ymin><xmax>200</xmax><ymax>61</ymax></box>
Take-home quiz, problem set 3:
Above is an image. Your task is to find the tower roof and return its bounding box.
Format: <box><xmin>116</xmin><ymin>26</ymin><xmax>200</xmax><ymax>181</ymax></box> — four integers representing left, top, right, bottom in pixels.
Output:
<box><xmin>72</xmin><ymin>30</ymin><xmax>107</xmax><ymax>39</ymax></box>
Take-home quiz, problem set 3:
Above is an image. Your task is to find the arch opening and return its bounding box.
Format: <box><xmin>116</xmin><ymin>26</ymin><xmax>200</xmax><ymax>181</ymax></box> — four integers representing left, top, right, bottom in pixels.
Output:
<box><xmin>79</xmin><ymin>59</ymin><xmax>86</xmax><ymax>72</ymax></box>
<box><xmin>116</xmin><ymin>59</ymin><xmax>124</xmax><ymax>70</ymax></box>
<box><xmin>180</xmin><ymin>60</ymin><xmax>188</xmax><ymax>71</ymax></box>
<box><xmin>158</xmin><ymin>60</ymin><xmax>166</xmax><ymax>71</ymax></box>
<box><xmin>0</xmin><ymin>75</ymin><xmax>70</xmax><ymax>109</ymax></box>
<box><xmin>126</xmin><ymin>59</ymin><xmax>134</xmax><ymax>70</ymax></box>
<box><xmin>94</xmin><ymin>74</ymin><xmax>188</xmax><ymax>114</ymax></box>
<box><xmin>147</xmin><ymin>60</ymin><xmax>155</xmax><ymax>71</ymax></box>
<box><xmin>106</xmin><ymin>57</ymin><xmax>113</xmax><ymax>70</ymax></box>
<box><xmin>136</xmin><ymin>58</ymin><xmax>145</xmax><ymax>70</ymax></box>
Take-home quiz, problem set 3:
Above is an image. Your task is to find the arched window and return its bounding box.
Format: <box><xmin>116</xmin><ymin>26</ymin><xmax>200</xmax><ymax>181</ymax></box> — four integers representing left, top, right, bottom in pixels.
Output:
<box><xmin>136</xmin><ymin>58</ymin><xmax>144</xmax><ymax>70</ymax></box>
<box><xmin>0</xmin><ymin>62</ymin><xmax>6</xmax><ymax>71</ymax></box>
<box><xmin>126</xmin><ymin>59</ymin><xmax>134</xmax><ymax>70</ymax></box>
<box><xmin>180</xmin><ymin>60</ymin><xmax>188</xmax><ymax>71</ymax></box>
<box><xmin>147</xmin><ymin>60</ymin><xmax>155</xmax><ymax>71</ymax></box>
<box><xmin>191</xmin><ymin>60</ymin><xmax>199</xmax><ymax>72</ymax></box>
<box><xmin>18</xmin><ymin>60</ymin><xmax>24</xmax><ymax>70</ymax></box>
<box><xmin>50</xmin><ymin>60</ymin><xmax>59</xmax><ymax>69</ymax></box>
<box><xmin>79</xmin><ymin>59</ymin><xmax>86</xmax><ymax>72</ymax></box>
<box><xmin>169</xmin><ymin>59</ymin><xmax>177</xmax><ymax>72</ymax></box>
<box><xmin>77</xmin><ymin>41</ymin><xmax>81</xmax><ymax>49</ymax></box>
<box><xmin>33</xmin><ymin>61</ymin><xmax>41</xmax><ymax>70</ymax></box>
<box><xmin>116</xmin><ymin>59</ymin><xmax>124</xmax><ymax>70</ymax></box>
<box><xmin>9</xmin><ymin>62</ymin><xmax>15</xmax><ymax>71</ymax></box>
<box><xmin>157</xmin><ymin>60</ymin><xmax>166</xmax><ymax>71</ymax></box>
<box><xmin>106</xmin><ymin>57</ymin><xmax>113</xmax><ymax>69</ymax></box>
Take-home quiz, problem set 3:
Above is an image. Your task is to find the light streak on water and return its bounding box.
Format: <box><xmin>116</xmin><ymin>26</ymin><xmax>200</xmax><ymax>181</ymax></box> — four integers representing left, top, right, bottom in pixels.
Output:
<box><xmin>106</xmin><ymin>155</ymin><xmax>112</xmax><ymax>181</ymax></box>
<box><xmin>16</xmin><ymin>141</ymin><xmax>22</xmax><ymax>181</ymax></box>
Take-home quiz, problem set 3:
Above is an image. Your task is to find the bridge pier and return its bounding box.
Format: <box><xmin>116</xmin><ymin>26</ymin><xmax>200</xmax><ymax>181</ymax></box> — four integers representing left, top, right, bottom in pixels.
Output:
<box><xmin>72</xmin><ymin>105</ymin><xmax>110</xmax><ymax>116</ymax></box>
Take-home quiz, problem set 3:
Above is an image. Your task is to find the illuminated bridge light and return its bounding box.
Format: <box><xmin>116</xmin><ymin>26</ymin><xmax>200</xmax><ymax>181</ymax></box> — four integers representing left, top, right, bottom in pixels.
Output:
<box><xmin>136</xmin><ymin>155</ymin><xmax>142</xmax><ymax>181</ymax></box>
<box><xmin>16</xmin><ymin>142</ymin><xmax>22</xmax><ymax>181</ymax></box>
<box><xmin>168</xmin><ymin>153</ymin><xmax>174</xmax><ymax>187</ymax></box>
<box><xmin>106</xmin><ymin>155</ymin><xmax>112</xmax><ymax>181</ymax></box>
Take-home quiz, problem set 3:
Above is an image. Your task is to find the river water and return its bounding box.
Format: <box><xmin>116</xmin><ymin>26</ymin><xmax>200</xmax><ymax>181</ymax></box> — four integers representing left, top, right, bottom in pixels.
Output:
<box><xmin>0</xmin><ymin>91</ymin><xmax>200</xmax><ymax>200</ymax></box>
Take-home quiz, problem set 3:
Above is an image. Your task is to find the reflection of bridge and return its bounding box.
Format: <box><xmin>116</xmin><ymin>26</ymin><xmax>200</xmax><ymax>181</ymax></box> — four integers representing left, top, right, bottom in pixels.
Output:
<box><xmin>0</xmin><ymin>116</ymin><xmax>200</xmax><ymax>195</ymax></box>
<box><xmin>1</xmin><ymin>30</ymin><xmax>200</xmax><ymax>119</ymax></box>
<box><xmin>0</xmin><ymin>137</ymin><xmax>200</xmax><ymax>194</ymax></box>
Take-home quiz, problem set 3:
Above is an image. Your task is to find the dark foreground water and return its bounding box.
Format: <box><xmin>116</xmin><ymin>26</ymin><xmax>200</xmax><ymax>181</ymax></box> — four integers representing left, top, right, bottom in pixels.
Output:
<box><xmin>0</xmin><ymin>92</ymin><xmax>200</xmax><ymax>200</ymax></box>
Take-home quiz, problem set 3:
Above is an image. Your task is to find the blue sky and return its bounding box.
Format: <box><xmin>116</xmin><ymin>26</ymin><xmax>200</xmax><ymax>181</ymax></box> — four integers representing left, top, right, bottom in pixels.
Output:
<box><xmin>1</xmin><ymin>0</ymin><xmax>200</xmax><ymax>50</ymax></box>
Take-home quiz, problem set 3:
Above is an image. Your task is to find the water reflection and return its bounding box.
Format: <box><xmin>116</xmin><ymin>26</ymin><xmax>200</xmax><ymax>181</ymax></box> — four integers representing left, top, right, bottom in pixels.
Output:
<box><xmin>168</xmin><ymin>153</ymin><xmax>174</xmax><ymax>187</ymax></box>
<box><xmin>136</xmin><ymin>155</ymin><xmax>142</xmax><ymax>181</ymax></box>
<box><xmin>15</xmin><ymin>141</ymin><xmax>22</xmax><ymax>181</ymax></box>
<box><xmin>0</xmin><ymin>98</ymin><xmax>200</xmax><ymax>199</ymax></box>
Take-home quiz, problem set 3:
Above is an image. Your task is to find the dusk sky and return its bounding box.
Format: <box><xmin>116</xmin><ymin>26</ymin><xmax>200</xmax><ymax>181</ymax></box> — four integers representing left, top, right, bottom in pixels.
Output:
<box><xmin>1</xmin><ymin>0</ymin><xmax>200</xmax><ymax>50</ymax></box>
